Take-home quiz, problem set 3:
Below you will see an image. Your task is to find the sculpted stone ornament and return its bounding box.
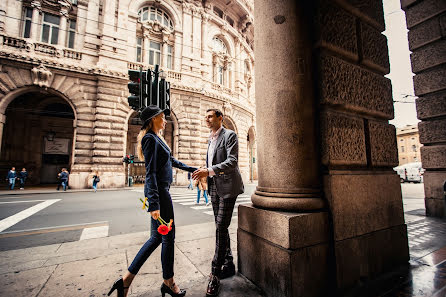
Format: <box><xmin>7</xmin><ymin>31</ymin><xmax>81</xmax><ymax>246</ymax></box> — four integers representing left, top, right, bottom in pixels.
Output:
<box><xmin>31</xmin><ymin>64</ymin><xmax>53</xmax><ymax>88</ymax></box>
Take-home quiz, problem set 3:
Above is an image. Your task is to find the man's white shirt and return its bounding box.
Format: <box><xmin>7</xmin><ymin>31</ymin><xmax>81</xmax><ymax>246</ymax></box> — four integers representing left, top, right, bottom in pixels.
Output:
<box><xmin>207</xmin><ymin>126</ymin><xmax>223</xmax><ymax>177</ymax></box>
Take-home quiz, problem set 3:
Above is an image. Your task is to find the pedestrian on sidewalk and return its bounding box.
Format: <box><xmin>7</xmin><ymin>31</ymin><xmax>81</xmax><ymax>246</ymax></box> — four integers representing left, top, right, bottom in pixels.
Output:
<box><xmin>59</xmin><ymin>168</ymin><xmax>69</xmax><ymax>191</ymax></box>
<box><xmin>92</xmin><ymin>172</ymin><xmax>100</xmax><ymax>192</ymax></box>
<box><xmin>6</xmin><ymin>167</ymin><xmax>17</xmax><ymax>190</ymax></box>
<box><xmin>187</xmin><ymin>172</ymin><xmax>193</xmax><ymax>190</ymax></box>
<box><xmin>194</xmin><ymin>175</ymin><xmax>210</xmax><ymax>206</ymax></box>
<box><xmin>192</xmin><ymin>109</ymin><xmax>244</xmax><ymax>297</ymax></box>
<box><xmin>108</xmin><ymin>106</ymin><xmax>197</xmax><ymax>297</ymax></box>
<box><xmin>18</xmin><ymin>168</ymin><xmax>28</xmax><ymax>189</ymax></box>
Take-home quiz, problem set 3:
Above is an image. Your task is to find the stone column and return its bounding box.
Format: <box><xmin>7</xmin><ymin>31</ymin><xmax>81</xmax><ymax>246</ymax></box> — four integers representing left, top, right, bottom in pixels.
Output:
<box><xmin>238</xmin><ymin>1</ymin><xmax>330</xmax><ymax>297</ymax></box>
<box><xmin>234</xmin><ymin>39</ymin><xmax>241</xmax><ymax>91</ymax></box>
<box><xmin>58</xmin><ymin>8</ymin><xmax>68</xmax><ymax>47</ymax></box>
<box><xmin>0</xmin><ymin>113</ymin><xmax>5</xmax><ymax>155</ymax></box>
<box><xmin>30</xmin><ymin>0</ymin><xmax>41</xmax><ymax>41</ymax></box>
<box><xmin>143</xmin><ymin>34</ymin><xmax>149</xmax><ymax>65</ymax></box>
<box><xmin>162</xmin><ymin>36</ymin><xmax>168</xmax><ymax>69</ymax></box>
<box><xmin>250</xmin><ymin>0</ymin><xmax>323</xmax><ymax>211</ymax></box>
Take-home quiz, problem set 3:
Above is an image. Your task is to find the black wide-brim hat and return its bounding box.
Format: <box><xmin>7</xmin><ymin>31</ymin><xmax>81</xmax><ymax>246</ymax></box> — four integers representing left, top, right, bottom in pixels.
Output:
<box><xmin>140</xmin><ymin>105</ymin><xmax>170</xmax><ymax>130</ymax></box>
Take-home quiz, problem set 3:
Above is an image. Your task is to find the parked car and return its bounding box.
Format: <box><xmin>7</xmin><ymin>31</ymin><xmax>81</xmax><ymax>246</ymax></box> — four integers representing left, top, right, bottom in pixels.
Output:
<box><xmin>394</xmin><ymin>162</ymin><xmax>424</xmax><ymax>183</ymax></box>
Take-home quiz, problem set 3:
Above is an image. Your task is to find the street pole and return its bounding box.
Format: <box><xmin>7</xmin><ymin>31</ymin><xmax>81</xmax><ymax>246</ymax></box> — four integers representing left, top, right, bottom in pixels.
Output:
<box><xmin>127</xmin><ymin>163</ymin><xmax>131</xmax><ymax>186</ymax></box>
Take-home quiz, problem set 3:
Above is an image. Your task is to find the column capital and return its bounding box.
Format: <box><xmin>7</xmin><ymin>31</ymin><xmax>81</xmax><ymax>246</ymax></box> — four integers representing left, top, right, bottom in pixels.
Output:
<box><xmin>31</xmin><ymin>0</ymin><xmax>42</xmax><ymax>11</ymax></box>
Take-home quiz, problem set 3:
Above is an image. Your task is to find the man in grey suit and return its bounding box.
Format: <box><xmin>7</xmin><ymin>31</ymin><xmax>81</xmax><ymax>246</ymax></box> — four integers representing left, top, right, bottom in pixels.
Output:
<box><xmin>193</xmin><ymin>108</ymin><xmax>244</xmax><ymax>297</ymax></box>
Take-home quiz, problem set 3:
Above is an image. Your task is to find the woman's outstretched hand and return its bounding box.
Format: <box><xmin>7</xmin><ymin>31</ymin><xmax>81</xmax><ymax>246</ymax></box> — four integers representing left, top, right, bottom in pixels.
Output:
<box><xmin>192</xmin><ymin>168</ymin><xmax>209</xmax><ymax>180</ymax></box>
<box><xmin>151</xmin><ymin>210</ymin><xmax>160</xmax><ymax>220</ymax></box>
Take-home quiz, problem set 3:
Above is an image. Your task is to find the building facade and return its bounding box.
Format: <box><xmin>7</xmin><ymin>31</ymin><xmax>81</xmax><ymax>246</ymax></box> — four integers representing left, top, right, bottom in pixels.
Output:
<box><xmin>396</xmin><ymin>124</ymin><xmax>422</xmax><ymax>165</ymax></box>
<box><xmin>0</xmin><ymin>0</ymin><xmax>256</xmax><ymax>188</ymax></box>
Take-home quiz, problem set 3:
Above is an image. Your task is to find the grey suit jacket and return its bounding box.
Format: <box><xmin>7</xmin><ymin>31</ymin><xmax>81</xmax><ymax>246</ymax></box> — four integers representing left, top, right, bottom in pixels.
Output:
<box><xmin>207</xmin><ymin>127</ymin><xmax>244</xmax><ymax>199</ymax></box>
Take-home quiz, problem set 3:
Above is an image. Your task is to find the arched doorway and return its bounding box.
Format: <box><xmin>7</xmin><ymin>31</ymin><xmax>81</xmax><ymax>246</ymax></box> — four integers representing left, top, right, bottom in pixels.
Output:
<box><xmin>1</xmin><ymin>90</ymin><xmax>75</xmax><ymax>185</ymax></box>
<box><xmin>223</xmin><ymin>116</ymin><xmax>237</xmax><ymax>133</ymax></box>
<box><xmin>126</xmin><ymin>110</ymin><xmax>178</xmax><ymax>184</ymax></box>
<box><xmin>247</xmin><ymin>126</ymin><xmax>257</xmax><ymax>181</ymax></box>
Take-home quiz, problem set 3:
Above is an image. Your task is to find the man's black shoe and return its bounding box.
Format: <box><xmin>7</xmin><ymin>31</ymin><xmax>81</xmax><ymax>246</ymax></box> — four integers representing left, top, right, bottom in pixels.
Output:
<box><xmin>220</xmin><ymin>262</ymin><xmax>235</xmax><ymax>279</ymax></box>
<box><xmin>206</xmin><ymin>274</ymin><xmax>220</xmax><ymax>297</ymax></box>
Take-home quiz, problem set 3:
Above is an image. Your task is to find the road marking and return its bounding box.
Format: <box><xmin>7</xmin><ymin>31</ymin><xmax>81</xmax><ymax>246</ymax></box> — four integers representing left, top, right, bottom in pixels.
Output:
<box><xmin>0</xmin><ymin>221</ymin><xmax>108</xmax><ymax>239</ymax></box>
<box><xmin>0</xmin><ymin>200</ymin><xmax>46</xmax><ymax>204</ymax></box>
<box><xmin>0</xmin><ymin>199</ymin><xmax>60</xmax><ymax>233</ymax></box>
<box><xmin>80</xmin><ymin>225</ymin><xmax>109</xmax><ymax>240</ymax></box>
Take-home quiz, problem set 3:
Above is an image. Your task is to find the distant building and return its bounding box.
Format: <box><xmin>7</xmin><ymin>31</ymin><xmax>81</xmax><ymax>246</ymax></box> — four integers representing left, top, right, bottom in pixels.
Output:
<box><xmin>396</xmin><ymin>125</ymin><xmax>422</xmax><ymax>165</ymax></box>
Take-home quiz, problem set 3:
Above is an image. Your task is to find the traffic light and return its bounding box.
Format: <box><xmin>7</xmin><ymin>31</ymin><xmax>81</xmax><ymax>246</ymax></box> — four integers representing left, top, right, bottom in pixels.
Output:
<box><xmin>128</xmin><ymin>69</ymin><xmax>148</xmax><ymax>110</ymax></box>
<box><xmin>159</xmin><ymin>78</ymin><xmax>171</xmax><ymax>116</ymax></box>
<box><xmin>123</xmin><ymin>154</ymin><xmax>130</xmax><ymax>164</ymax></box>
<box><xmin>129</xmin><ymin>154</ymin><xmax>135</xmax><ymax>164</ymax></box>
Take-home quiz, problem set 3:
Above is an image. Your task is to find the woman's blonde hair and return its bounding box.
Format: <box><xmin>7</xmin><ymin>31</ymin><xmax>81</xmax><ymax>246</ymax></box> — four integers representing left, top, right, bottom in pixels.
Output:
<box><xmin>137</xmin><ymin>120</ymin><xmax>153</xmax><ymax>161</ymax></box>
<box><xmin>137</xmin><ymin>117</ymin><xmax>170</xmax><ymax>161</ymax></box>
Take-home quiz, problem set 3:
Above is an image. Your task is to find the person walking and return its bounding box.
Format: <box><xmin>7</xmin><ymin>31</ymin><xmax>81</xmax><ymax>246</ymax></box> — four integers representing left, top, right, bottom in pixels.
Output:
<box><xmin>187</xmin><ymin>172</ymin><xmax>194</xmax><ymax>190</ymax></box>
<box><xmin>18</xmin><ymin>168</ymin><xmax>28</xmax><ymax>190</ymax></box>
<box><xmin>59</xmin><ymin>168</ymin><xmax>69</xmax><ymax>191</ymax></box>
<box><xmin>6</xmin><ymin>167</ymin><xmax>17</xmax><ymax>190</ymax></box>
<box><xmin>192</xmin><ymin>109</ymin><xmax>244</xmax><ymax>297</ymax></box>
<box><xmin>194</xmin><ymin>176</ymin><xmax>210</xmax><ymax>206</ymax></box>
<box><xmin>108</xmin><ymin>106</ymin><xmax>197</xmax><ymax>297</ymax></box>
<box><xmin>92</xmin><ymin>172</ymin><xmax>100</xmax><ymax>192</ymax></box>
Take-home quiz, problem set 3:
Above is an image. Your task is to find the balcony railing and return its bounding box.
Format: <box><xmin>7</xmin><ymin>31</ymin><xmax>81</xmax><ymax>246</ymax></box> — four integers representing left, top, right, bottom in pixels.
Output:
<box><xmin>0</xmin><ymin>35</ymin><xmax>82</xmax><ymax>61</ymax></box>
<box><xmin>127</xmin><ymin>62</ymin><xmax>182</xmax><ymax>81</ymax></box>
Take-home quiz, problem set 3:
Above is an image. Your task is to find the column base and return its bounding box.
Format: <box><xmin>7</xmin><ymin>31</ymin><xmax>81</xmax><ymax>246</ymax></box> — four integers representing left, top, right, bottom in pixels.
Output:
<box><xmin>238</xmin><ymin>204</ymin><xmax>331</xmax><ymax>297</ymax></box>
<box><xmin>252</xmin><ymin>187</ymin><xmax>325</xmax><ymax>211</ymax></box>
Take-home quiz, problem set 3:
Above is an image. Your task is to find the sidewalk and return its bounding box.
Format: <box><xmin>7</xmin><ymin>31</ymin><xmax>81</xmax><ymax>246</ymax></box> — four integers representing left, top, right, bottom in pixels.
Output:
<box><xmin>0</xmin><ymin>217</ymin><xmax>264</xmax><ymax>297</ymax></box>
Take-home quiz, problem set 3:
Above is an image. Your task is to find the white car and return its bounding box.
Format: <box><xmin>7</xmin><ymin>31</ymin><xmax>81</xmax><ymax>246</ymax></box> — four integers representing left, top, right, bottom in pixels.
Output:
<box><xmin>394</xmin><ymin>162</ymin><xmax>424</xmax><ymax>183</ymax></box>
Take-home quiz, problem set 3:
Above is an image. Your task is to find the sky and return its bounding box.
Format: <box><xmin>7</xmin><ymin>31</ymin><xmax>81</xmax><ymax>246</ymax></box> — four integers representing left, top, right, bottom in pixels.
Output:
<box><xmin>382</xmin><ymin>0</ymin><xmax>419</xmax><ymax>128</ymax></box>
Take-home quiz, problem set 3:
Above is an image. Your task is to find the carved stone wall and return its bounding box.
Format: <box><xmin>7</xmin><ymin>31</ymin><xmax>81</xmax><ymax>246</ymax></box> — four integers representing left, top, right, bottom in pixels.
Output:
<box><xmin>402</xmin><ymin>0</ymin><xmax>446</xmax><ymax>218</ymax></box>
<box><xmin>314</xmin><ymin>0</ymin><xmax>408</xmax><ymax>292</ymax></box>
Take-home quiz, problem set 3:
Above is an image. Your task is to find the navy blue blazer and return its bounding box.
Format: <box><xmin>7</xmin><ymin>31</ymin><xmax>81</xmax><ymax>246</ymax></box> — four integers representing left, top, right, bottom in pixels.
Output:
<box><xmin>142</xmin><ymin>130</ymin><xmax>197</xmax><ymax>212</ymax></box>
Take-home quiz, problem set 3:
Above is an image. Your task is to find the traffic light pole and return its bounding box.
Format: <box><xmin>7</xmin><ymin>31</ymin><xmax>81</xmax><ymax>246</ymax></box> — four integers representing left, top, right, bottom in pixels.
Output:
<box><xmin>127</xmin><ymin>162</ymin><xmax>131</xmax><ymax>187</ymax></box>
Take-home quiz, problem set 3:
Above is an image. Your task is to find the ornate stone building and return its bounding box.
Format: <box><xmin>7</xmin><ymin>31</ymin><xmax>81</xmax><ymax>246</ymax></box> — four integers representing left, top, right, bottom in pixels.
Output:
<box><xmin>0</xmin><ymin>0</ymin><xmax>256</xmax><ymax>188</ymax></box>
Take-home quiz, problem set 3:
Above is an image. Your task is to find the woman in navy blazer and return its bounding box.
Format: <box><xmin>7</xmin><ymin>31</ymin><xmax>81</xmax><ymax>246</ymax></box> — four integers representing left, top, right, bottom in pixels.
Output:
<box><xmin>108</xmin><ymin>106</ymin><xmax>197</xmax><ymax>297</ymax></box>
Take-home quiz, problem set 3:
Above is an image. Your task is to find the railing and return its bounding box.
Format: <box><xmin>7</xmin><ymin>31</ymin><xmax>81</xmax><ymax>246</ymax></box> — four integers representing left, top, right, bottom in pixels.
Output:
<box><xmin>211</xmin><ymin>82</ymin><xmax>233</xmax><ymax>95</ymax></box>
<box><xmin>167</xmin><ymin>70</ymin><xmax>181</xmax><ymax>81</ymax></box>
<box><xmin>2</xmin><ymin>35</ymin><xmax>30</xmax><ymax>50</ymax></box>
<box><xmin>0</xmin><ymin>35</ymin><xmax>82</xmax><ymax>61</ymax></box>
<box><xmin>127</xmin><ymin>62</ymin><xmax>144</xmax><ymax>70</ymax></box>
<box><xmin>63</xmin><ymin>48</ymin><xmax>82</xmax><ymax>60</ymax></box>
<box><xmin>34</xmin><ymin>42</ymin><xmax>59</xmax><ymax>57</ymax></box>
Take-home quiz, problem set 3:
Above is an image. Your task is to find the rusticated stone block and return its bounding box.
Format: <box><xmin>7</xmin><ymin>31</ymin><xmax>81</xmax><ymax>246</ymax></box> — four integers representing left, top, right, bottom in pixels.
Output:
<box><xmin>423</xmin><ymin>171</ymin><xmax>446</xmax><ymax>199</ymax></box>
<box><xmin>341</xmin><ymin>0</ymin><xmax>385</xmax><ymax>31</ymax></box>
<box><xmin>238</xmin><ymin>204</ymin><xmax>329</xmax><ymax>249</ymax></box>
<box><xmin>419</xmin><ymin>119</ymin><xmax>446</xmax><ymax>144</ymax></box>
<box><xmin>404</xmin><ymin>0</ymin><xmax>446</xmax><ymax>29</ymax></box>
<box><xmin>421</xmin><ymin>145</ymin><xmax>446</xmax><ymax>169</ymax></box>
<box><xmin>318</xmin><ymin>54</ymin><xmax>394</xmax><ymax>119</ymax></box>
<box><xmin>334</xmin><ymin>224</ymin><xmax>409</xmax><ymax>289</ymax></box>
<box><xmin>323</xmin><ymin>173</ymin><xmax>404</xmax><ymax>241</ymax></box>
<box><xmin>76</xmin><ymin>127</ymin><xmax>94</xmax><ymax>135</ymax></box>
<box><xmin>413</xmin><ymin>67</ymin><xmax>446</xmax><ymax>96</ymax></box>
<box><xmin>320</xmin><ymin>111</ymin><xmax>367</xmax><ymax>166</ymax></box>
<box><xmin>238</xmin><ymin>226</ymin><xmax>330</xmax><ymax>297</ymax></box>
<box><xmin>416</xmin><ymin>90</ymin><xmax>446</xmax><ymax>119</ymax></box>
<box><xmin>407</xmin><ymin>13</ymin><xmax>445</xmax><ymax>51</ymax></box>
<box><xmin>368</xmin><ymin>121</ymin><xmax>398</xmax><ymax>167</ymax></box>
<box><xmin>93</xmin><ymin>150</ymin><xmax>109</xmax><ymax>157</ymax></box>
<box><xmin>411</xmin><ymin>39</ymin><xmax>446</xmax><ymax>73</ymax></box>
<box><xmin>425</xmin><ymin>198</ymin><xmax>445</xmax><ymax>218</ymax></box>
<box><xmin>315</xmin><ymin>0</ymin><xmax>358</xmax><ymax>60</ymax></box>
<box><xmin>360</xmin><ymin>21</ymin><xmax>390</xmax><ymax>74</ymax></box>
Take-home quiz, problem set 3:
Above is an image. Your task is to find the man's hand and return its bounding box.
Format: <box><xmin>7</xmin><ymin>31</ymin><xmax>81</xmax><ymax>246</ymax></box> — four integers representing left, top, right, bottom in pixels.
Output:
<box><xmin>150</xmin><ymin>210</ymin><xmax>160</xmax><ymax>220</ymax></box>
<box><xmin>192</xmin><ymin>168</ymin><xmax>209</xmax><ymax>180</ymax></box>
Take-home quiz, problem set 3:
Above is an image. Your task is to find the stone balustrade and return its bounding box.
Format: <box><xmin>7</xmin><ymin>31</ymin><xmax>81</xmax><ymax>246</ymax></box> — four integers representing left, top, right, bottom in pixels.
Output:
<box><xmin>0</xmin><ymin>34</ymin><xmax>82</xmax><ymax>61</ymax></box>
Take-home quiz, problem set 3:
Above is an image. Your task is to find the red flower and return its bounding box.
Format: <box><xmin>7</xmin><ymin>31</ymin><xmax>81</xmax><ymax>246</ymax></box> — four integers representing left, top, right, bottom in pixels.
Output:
<box><xmin>158</xmin><ymin>225</ymin><xmax>169</xmax><ymax>235</ymax></box>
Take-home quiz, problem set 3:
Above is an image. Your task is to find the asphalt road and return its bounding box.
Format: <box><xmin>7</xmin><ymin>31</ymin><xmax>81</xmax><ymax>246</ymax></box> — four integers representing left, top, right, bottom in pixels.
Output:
<box><xmin>0</xmin><ymin>184</ymin><xmax>257</xmax><ymax>251</ymax></box>
<box><xmin>0</xmin><ymin>183</ymin><xmax>425</xmax><ymax>252</ymax></box>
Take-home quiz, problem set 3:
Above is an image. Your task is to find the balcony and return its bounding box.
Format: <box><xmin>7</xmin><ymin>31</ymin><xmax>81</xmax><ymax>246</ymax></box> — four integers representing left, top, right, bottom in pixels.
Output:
<box><xmin>0</xmin><ymin>35</ymin><xmax>82</xmax><ymax>61</ymax></box>
<box><xmin>127</xmin><ymin>62</ymin><xmax>182</xmax><ymax>81</ymax></box>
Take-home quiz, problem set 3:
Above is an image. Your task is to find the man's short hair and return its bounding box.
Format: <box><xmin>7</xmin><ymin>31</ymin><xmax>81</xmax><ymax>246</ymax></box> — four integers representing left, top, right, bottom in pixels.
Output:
<box><xmin>207</xmin><ymin>108</ymin><xmax>224</xmax><ymax>119</ymax></box>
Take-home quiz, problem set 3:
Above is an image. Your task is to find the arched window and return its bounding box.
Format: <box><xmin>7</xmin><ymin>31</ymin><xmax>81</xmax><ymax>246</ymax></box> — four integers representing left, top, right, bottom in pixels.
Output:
<box><xmin>138</xmin><ymin>6</ymin><xmax>173</xmax><ymax>30</ymax></box>
<box><xmin>212</xmin><ymin>36</ymin><xmax>227</xmax><ymax>54</ymax></box>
